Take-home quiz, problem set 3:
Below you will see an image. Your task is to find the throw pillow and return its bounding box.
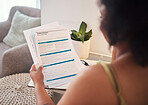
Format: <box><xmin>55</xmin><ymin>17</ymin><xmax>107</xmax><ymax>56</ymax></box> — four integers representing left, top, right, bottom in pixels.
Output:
<box><xmin>3</xmin><ymin>10</ymin><xmax>41</xmax><ymax>47</ymax></box>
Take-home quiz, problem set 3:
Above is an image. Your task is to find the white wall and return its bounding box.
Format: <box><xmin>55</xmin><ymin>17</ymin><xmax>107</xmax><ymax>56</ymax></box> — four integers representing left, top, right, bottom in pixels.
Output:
<box><xmin>41</xmin><ymin>0</ymin><xmax>112</xmax><ymax>57</ymax></box>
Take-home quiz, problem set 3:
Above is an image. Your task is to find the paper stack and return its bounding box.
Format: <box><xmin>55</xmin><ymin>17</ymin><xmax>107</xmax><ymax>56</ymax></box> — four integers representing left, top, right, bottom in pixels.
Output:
<box><xmin>24</xmin><ymin>22</ymin><xmax>85</xmax><ymax>89</ymax></box>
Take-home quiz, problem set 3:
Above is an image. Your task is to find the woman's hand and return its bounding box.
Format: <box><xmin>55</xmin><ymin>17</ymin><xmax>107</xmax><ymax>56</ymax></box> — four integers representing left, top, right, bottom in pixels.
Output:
<box><xmin>30</xmin><ymin>65</ymin><xmax>55</xmax><ymax>105</ymax></box>
<box><xmin>30</xmin><ymin>64</ymin><xmax>44</xmax><ymax>87</ymax></box>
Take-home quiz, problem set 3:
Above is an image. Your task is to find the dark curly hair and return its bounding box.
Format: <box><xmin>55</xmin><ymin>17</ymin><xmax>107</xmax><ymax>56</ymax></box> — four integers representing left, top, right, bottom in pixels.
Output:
<box><xmin>100</xmin><ymin>0</ymin><xmax>148</xmax><ymax>67</ymax></box>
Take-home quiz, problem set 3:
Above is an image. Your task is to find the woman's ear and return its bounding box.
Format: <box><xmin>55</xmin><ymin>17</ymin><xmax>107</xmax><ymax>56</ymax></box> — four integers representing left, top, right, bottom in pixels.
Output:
<box><xmin>99</xmin><ymin>4</ymin><xmax>106</xmax><ymax>18</ymax></box>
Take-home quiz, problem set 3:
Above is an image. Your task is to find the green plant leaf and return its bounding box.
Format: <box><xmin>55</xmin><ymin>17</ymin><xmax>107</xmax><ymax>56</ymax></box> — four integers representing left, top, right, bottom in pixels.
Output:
<box><xmin>71</xmin><ymin>30</ymin><xmax>81</xmax><ymax>41</ymax></box>
<box><xmin>71</xmin><ymin>30</ymin><xmax>78</xmax><ymax>35</ymax></box>
<box><xmin>71</xmin><ymin>34</ymin><xmax>81</xmax><ymax>41</ymax></box>
<box><xmin>71</xmin><ymin>34</ymin><xmax>76</xmax><ymax>40</ymax></box>
<box><xmin>71</xmin><ymin>29</ymin><xmax>77</xmax><ymax>32</ymax></box>
<box><xmin>84</xmin><ymin>29</ymin><xmax>92</xmax><ymax>41</ymax></box>
<box><xmin>78</xmin><ymin>35</ymin><xmax>85</xmax><ymax>43</ymax></box>
<box><xmin>71</xmin><ymin>30</ymin><xmax>79</xmax><ymax>38</ymax></box>
<box><xmin>70</xmin><ymin>22</ymin><xmax>92</xmax><ymax>43</ymax></box>
<box><xmin>79</xmin><ymin>21</ymin><xmax>87</xmax><ymax>35</ymax></box>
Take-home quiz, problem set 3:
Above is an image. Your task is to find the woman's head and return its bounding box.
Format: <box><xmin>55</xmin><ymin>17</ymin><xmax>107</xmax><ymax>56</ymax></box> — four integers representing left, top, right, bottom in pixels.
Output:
<box><xmin>99</xmin><ymin>0</ymin><xmax>148</xmax><ymax>66</ymax></box>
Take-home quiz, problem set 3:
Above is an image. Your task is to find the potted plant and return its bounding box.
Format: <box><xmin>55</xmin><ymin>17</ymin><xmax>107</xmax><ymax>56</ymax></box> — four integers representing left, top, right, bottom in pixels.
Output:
<box><xmin>71</xmin><ymin>21</ymin><xmax>92</xmax><ymax>59</ymax></box>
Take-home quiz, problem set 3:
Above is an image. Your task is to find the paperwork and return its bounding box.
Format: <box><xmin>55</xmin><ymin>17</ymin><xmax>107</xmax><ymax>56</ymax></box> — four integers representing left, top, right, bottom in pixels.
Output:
<box><xmin>24</xmin><ymin>22</ymin><xmax>85</xmax><ymax>89</ymax></box>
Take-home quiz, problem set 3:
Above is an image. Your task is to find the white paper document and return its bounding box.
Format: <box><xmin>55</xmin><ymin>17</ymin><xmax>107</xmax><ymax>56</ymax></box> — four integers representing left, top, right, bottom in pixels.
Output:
<box><xmin>24</xmin><ymin>22</ymin><xmax>60</xmax><ymax>64</ymax></box>
<box><xmin>24</xmin><ymin>22</ymin><xmax>85</xmax><ymax>89</ymax></box>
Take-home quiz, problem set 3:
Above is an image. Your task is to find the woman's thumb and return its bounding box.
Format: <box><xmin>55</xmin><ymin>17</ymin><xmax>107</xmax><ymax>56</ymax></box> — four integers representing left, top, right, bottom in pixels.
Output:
<box><xmin>38</xmin><ymin>65</ymin><xmax>43</xmax><ymax>71</ymax></box>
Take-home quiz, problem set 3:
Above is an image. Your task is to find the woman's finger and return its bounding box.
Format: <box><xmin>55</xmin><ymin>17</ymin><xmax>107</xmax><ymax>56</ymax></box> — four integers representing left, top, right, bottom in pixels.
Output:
<box><xmin>30</xmin><ymin>64</ymin><xmax>36</xmax><ymax>72</ymax></box>
<box><xmin>38</xmin><ymin>65</ymin><xmax>43</xmax><ymax>71</ymax></box>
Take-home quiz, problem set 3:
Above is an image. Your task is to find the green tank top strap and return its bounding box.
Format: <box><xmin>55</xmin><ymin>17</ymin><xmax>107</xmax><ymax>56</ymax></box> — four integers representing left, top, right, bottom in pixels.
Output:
<box><xmin>99</xmin><ymin>62</ymin><xmax>127</xmax><ymax>105</ymax></box>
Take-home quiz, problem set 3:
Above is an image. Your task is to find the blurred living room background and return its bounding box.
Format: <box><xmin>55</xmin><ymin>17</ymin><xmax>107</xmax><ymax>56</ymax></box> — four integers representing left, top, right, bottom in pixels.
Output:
<box><xmin>0</xmin><ymin>0</ymin><xmax>113</xmax><ymax>104</ymax></box>
<box><xmin>0</xmin><ymin>0</ymin><xmax>40</xmax><ymax>22</ymax></box>
<box><xmin>0</xmin><ymin>0</ymin><xmax>41</xmax><ymax>78</ymax></box>
<box><xmin>0</xmin><ymin>0</ymin><xmax>112</xmax><ymax>78</ymax></box>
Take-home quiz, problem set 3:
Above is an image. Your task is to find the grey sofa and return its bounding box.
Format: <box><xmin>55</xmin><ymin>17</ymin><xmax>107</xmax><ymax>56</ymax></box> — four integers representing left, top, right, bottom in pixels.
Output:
<box><xmin>0</xmin><ymin>6</ymin><xmax>41</xmax><ymax>78</ymax></box>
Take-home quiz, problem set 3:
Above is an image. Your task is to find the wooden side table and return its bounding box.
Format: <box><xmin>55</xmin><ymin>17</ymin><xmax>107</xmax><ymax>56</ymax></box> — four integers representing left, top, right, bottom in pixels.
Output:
<box><xmin>0</xmin><ymin>73</ymin><xmax>53</xmax><ymax>105</ymax></box>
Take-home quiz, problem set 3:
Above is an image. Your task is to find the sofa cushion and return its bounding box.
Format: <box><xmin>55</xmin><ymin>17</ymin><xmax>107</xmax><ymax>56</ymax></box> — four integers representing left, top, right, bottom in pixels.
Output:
<box><xmin>3</xmin><ymin>10</ymin><xmax>41</xmax><ymax>47</ymax></box>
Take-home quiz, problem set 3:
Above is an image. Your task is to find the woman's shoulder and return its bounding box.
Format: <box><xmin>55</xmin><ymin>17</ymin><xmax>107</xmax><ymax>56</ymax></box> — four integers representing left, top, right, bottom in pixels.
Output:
<box><xmin>77</xmin><ymin>64</ymin><xmax>109</xmax><ymax>84</ymax></box>
<box><xmin>70</xmin><ymin>64</ymin><xmax>110</xmax><ymax>91</ymax></box>
<box><xmin>58</xmin><ymin>64</ymin><xmax>118</xmax><ymax>105</ymax></box>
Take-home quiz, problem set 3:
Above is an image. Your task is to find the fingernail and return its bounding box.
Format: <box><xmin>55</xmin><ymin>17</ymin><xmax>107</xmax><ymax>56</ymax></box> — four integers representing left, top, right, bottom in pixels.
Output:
<box><xmin>31</xmin><ymin>64</ymin><xmax>34</xmax><ymax>69</ymax></box>
<box><xmin>39</xmin><ymin>66</ymin><xmax>43</xmax><ymax>69</ymax></box>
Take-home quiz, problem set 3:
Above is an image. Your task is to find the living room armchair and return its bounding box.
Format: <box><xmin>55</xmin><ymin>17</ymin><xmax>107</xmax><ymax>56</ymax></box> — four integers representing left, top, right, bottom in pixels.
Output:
<box><xmin>0</xmin><ymin>6</ymin><xmax>41</xmax><ymax>78</ymax></box>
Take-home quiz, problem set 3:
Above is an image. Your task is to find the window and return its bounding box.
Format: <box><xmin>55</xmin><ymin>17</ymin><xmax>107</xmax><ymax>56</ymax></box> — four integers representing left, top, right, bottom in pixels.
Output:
<box><xmin>0</xmin><ymin>0</ymin><xmax>40</xmax><ymax>22</ymax></box>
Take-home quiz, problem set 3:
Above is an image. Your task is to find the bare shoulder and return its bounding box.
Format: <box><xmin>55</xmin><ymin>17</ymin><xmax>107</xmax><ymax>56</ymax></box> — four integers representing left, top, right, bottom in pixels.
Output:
<box><xmin>58</xmin><ymin>64</ymin><xmax>118</xmax><ymax>105</ymax></box>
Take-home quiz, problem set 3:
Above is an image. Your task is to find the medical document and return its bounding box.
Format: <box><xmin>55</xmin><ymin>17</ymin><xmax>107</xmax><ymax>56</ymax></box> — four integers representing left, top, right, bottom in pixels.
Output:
<box><xmin>24</xmin><ymin>22</ymin><xmax>85</xmax><ymax>88</ymax></box>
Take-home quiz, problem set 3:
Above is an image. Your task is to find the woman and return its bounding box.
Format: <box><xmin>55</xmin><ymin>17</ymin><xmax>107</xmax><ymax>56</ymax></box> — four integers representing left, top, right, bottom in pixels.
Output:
<box><xmin>30</xmin><ymin>0</ymin><xmax>148</xmax><ymax>104</ymax></box>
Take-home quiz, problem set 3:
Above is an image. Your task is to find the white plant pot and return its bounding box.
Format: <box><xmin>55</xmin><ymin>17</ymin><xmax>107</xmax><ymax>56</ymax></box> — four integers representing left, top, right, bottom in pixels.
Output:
<box><xmin>72</xmin><ymin>40</ymin><xmax>90</xmax><ymax>59</ymax></box>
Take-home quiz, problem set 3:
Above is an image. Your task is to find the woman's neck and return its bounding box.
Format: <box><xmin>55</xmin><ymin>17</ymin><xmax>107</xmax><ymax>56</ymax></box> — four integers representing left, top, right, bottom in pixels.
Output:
<box><xmin>114</xmin><ymin>41</ymin><xmax>131</xmax><ymax>59</ymax></box>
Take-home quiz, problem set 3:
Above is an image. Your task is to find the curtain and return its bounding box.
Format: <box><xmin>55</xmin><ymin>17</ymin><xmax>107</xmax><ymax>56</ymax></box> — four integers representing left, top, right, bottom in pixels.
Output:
<box><xmin>0</xmin><ymin>0</ymin><xmax>39</xmax><ymax>22</ymax></box>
